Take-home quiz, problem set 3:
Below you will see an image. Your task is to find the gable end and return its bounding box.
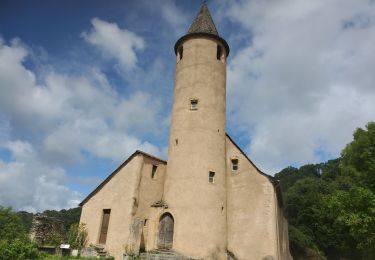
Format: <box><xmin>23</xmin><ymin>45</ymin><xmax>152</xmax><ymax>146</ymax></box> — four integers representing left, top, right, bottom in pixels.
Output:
<box><xmin>79</xmin><ymin>150</ymin><xmax>166</xmax><ymax>207</ymax></box>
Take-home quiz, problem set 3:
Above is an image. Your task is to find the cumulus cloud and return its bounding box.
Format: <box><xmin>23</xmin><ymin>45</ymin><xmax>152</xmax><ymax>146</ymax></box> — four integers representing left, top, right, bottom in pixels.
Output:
<box><xmin>0</xmin><ymin>140</ymin><xmax>81</xmax><ymax>212</ymax></box>
<box><xmin>82</xmin><ymin>18</ymin><xmax>145</xmax><ymax>71</ymax></box>
<box><xmin>224</xmin><ymin>0</ymin><xmax>375</xmax><ymax>173</ymax></box>
<box><xmin>141</xmin><ymin>0</ymin><xmax>188</xmax><ymax>36</ymax></box>
<box><xmin>158</xmin><ymin>0</ymin><xmax>189</xmax><ymax>35</ymax></box>
<box><xmin>0</xmin><ymin>35</ymin><xmax>165</xmax><ymax>210</ymax></box>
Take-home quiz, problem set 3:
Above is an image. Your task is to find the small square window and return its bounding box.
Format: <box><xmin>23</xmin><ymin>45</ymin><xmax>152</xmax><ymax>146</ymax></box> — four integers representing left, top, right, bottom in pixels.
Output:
<box><xmin>151</xmin><ymin>165</ymin><xmax>157</xmax><ymax>179</ymax></box>
<box><xmin>190</xmin><ymin>99</ymin><xmax>198</xmax><ymax>110</ymax></box>
<box><xmin>209</xmin><ymin>171</ymin><xmax>215</xmax><ymax>183</ymax></box>
<box><xmin>231</xmin><ymin>159</ymin><xmax>239</xmax><ymax>171</ymax></box>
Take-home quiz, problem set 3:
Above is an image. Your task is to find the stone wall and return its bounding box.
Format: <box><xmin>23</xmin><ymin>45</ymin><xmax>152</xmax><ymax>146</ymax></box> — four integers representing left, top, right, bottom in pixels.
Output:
<box><xmin>80</xmin><ymin>153</ymin><xmax>167</xmax><ymax>260</ymax></box>
<box><xmin>226</xmin><ymin>136</ymin><xmax>279</xmax><ymax>259</ymax></box>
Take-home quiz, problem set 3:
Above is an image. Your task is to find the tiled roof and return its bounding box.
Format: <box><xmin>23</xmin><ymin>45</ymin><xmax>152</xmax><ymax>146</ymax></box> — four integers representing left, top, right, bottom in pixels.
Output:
<box><xmin>188</xmin><ymin>3</ymin><xmax>218</xmax><ymax>35</ymax></box>
<box><xmin>174</xmin><ymin>3</ymin><xmax>230</xmax><ymax>56</ymax></box>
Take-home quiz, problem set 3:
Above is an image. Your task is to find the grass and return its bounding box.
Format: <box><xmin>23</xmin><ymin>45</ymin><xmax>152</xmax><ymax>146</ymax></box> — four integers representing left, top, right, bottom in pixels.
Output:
<box><xmin>43</xmin><ymin>256</ymin><xmax>100</xmax><ymax>260</ymax></box>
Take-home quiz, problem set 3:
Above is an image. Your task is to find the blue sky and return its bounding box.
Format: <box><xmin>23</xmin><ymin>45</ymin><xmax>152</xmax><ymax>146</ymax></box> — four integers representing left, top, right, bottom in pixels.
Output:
<box><xmin>0</xmin><ymin>0</ymin><xmax>374</xmax><ymax>212</ymax></box>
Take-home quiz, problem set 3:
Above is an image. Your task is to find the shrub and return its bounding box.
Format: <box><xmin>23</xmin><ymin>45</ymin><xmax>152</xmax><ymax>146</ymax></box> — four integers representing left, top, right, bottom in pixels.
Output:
<box><xmin>0</xmin><ymin>206</ymin><xmax>45</xmax><ymax>259</ymax></box>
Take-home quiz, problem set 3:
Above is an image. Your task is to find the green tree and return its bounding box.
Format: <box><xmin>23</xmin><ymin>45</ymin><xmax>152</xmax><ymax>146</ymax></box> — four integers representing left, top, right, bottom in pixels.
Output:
<box><xmin>16</xmin><ymin>210</ymin><xmax>34</xmax><ymax>233</ymax></box>
<box><xmin>43</xmin><ymin>207</ymin><xmax>81</xmax><ymax>233</ymax></box>
<box><xmin>0</xmin><ymin>207</ymin><xmax>43</xmax><ymax>259</ymax></box>
<box><xmin>67</xmin><ymin>223</ymin><xmax>88</xmax><ymax>255</ymax></box>
<box><xmin>0</xmin><ymin>207</ymin><xmax>27</xmax><ymax>241</ymax></box>
<box><xmin>341</xmin><ymin>122</ymin><xmax>375</xmax><ymax>191</ymax></box>
<box><xmin>317</xmin><ymin>187</ymin><xmax>375</xmax><ymax>259</ymax></box>
<box><xmin>277</xmin><ymin>122</ymin><xmax>375</xmax><ymax>259</ymax></box>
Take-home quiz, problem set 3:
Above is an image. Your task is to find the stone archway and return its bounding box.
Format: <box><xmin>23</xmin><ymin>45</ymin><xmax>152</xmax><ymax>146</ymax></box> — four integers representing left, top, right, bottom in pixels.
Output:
<box><xmin>158</xmin><ymin>213</ymin><xmax>174</xmax><ymax>250</ymax></box>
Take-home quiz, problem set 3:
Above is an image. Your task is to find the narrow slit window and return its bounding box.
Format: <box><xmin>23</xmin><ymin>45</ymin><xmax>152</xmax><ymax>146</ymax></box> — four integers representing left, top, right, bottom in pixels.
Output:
<box><xmin>178</xmin><ymin>46</ymin><xmax>183</xmax><ymax>60</ymax></box>
<box><xmin>190</xmin><ymin>99</ymin><xmax>198</xmax><ymax>110</ymax></box>
<box><xmin>217</xmin><ymin>45</ymin><xmax>223</xmax><ymax>60</ymax></box>
<box><xmin>99</xmin><ymin>209</ymin><xmax>111</xmax><ymax>244</ymax></box>
<box><xmin>144</xmin><ymin>219</ymin><xmax>148</xmax><ymax>226</ymax></box>
<box><xmin>231</xmin><ymin>159</ymin><xmax>239</xmax><ymax>172</ymax></box>
<box><xmin>209</xmin><ymin>171</ymin><xmax>215</xmax><ymax>184</ymax></box>
<box><xmin>151</xmin><ymin>165</ymin><xmax>157</xmax><ymax>179</ymax></box>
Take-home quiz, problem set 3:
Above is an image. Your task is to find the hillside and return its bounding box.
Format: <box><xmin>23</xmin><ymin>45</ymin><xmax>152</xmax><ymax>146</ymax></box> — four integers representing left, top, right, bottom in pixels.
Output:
<box><xmin>276</xmin><ymin>122</ymin><xmax>375</xmax><ymax>259</ymax></box>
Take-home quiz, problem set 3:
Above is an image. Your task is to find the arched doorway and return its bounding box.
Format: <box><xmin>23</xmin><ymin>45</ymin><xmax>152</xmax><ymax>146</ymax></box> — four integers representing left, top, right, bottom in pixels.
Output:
<box><xmin>158</xmin><ymin>213</ymin><xmax>174</xmax><ymax>250</ymax></box>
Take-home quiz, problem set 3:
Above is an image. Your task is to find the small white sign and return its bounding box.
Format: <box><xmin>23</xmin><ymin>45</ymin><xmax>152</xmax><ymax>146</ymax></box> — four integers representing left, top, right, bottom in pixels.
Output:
<box><xmin>71</xmin><ymin>249</ymin><xmax>78</xmax><ymax>256</ymax></box>
<box><xmin>60</xmin><ymin>244</ymin><xmax>70</xmax><ymax>249</ymax></box>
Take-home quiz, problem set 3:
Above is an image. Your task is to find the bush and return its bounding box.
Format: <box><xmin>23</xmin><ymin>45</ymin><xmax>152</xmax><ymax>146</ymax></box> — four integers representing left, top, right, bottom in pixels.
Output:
<box><xmin>0</xmin><ymin>238</ymin><xmax>43</xmax><ymax>259</ymax></box>
<box><xmin>0</xmin><ymin>206</ymin><xmax>45</xmax><ymax>259</ymax></box>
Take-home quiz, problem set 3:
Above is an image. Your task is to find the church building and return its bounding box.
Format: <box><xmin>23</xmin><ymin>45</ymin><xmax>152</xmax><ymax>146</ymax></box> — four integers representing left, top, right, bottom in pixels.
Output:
<box><xmin>79</xmin><ymin>4</ymin><xmax>292</xmax><ymax>260</ymax></box>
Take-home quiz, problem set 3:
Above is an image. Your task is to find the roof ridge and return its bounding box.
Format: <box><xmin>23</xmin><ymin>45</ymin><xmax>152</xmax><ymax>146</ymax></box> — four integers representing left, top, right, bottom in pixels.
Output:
<box><xmin>135</xmin><ymin>150</ymin><xmax>167</xmax><ymax>163</ymax></box>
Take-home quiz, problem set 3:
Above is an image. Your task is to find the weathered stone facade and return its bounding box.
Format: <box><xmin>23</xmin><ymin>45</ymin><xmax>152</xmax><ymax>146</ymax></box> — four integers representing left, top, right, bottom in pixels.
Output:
<box><xmin>79</xmin><ymin>4</ymin><xmax>292</xmax><ymax>260</ymax></box>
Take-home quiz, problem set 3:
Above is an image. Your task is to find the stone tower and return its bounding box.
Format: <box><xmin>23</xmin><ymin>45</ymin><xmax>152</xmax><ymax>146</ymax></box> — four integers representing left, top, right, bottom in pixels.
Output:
<box><xmin>79</xmin><ymin>4</ymin><xmax>293</xmax><ymax>259</ymax></box>
<box><xmin>163</xmin><ymin>4</ymin><xmax>230</xmax><ymax>260</ymax></box>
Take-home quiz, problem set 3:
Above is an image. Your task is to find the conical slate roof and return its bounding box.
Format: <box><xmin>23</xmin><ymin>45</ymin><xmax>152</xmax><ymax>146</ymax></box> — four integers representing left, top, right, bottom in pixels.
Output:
<box><xmin>188</xmin><ymin>3</ymin><xmax>218</xmax><ymax>35</ymax></box>
<box><xmin>174</xmin><ymin>3</ymin><xmax>230</xmax><ymax>56</ymax></box>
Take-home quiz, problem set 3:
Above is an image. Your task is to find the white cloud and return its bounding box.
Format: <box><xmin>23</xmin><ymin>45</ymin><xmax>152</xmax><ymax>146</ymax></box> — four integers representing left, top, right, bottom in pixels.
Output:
<box><xmin>224</xmin><ymin>0</ymin><xmax>375</xmax><ymax>173</ymax></box>
<box><xmin>82</xmin><ymin>18</ymin><xmax>145</xmax><ymax>71</ymax></box>
<box><xmin>0</xmin><ymin>140</ymin><xmax>81</xmax><ymax>212</ymax></box>
<box><xmin>158</xmin><ymin>0</ymin><xmax>189</xmax><ymax>35</ymax></box>
<box><xmin>43</xmin><ymin>117</ymin><xmax>162</xmax><ymax>164</ymax></box>
<box><xmin>0</xmin><ymin>36</ymin><xmax>165</xmax><ymax>210</ymax></box>
<box><xmin>141</xmin><ymin>0</ymin><xmax>188</xmax><ymax>36</ymax></box>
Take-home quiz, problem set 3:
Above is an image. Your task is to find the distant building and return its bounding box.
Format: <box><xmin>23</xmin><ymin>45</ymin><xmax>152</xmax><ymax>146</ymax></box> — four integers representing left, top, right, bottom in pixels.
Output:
<box><xmin>79</xmin><ymin>4</ymin><xmax>292</xmax><ymax>260</ymax></box>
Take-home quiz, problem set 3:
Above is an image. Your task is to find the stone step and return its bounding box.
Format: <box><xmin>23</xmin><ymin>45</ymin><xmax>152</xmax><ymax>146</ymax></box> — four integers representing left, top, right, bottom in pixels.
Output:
<box><xmin>138</xmin><ymin>252</ymin><xmax>201</xmax><ymax>260</ymax></box>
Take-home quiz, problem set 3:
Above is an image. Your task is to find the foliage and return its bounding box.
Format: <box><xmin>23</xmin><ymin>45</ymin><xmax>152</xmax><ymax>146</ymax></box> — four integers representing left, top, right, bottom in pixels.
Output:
<box><xmin>43</xmin><ymin>256</ymin><xmax>100</xmax><ymax>260</ymax></box>
<box><xmin>276</xmin><ymin>122</ymin><xmax>375</xmax><ymax>259</ymax></box>
<box><xmin>16</xmin><ymin>210</ymin><xmax>34</xmax><ymax>233</ymax></box>
<box><xmin>0</xmin><ymin>207</ymin><xmax>44</xmax><ymax>259</ymax></box>
<box><xmin>43</xmin><ymin>207</ymin><xmax>82</xmax><ymax>233</ymax></box>
<box><xmin>0</xmin><ymin>206</ymin><xmax>82</xmax><ymax>258</ymax></box>
<box><xmin>67</xmin><ymin>223</ymin><xmax>89</xmax><ymax>250</ymax></box>
<box><xmin>13</xmin><ymin>207</ymin><xmax>82</xmax><ymax>247</ymax></box>
<box><xmin>317</xmin><ymin>187</ymin><xmax>375</xmax><ymax>258</ymax></box>
<box><xmin>0</xmin><ymin>206</ymin><xmax>28</xmax><ymax>241</ymax></box>
<box><xmin>0</xmin><ymin>238</ymin><xmax>43</xmax><ymax>260</ymax></box>
<box><xmin>341</xmin><ymin>122</ymin><xmax>375</xmax><ymax>192</ymax></box>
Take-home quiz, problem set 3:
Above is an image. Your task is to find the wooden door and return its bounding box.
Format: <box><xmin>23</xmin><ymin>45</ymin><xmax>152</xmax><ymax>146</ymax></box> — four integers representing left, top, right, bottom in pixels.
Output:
<box><xmin>99</xmin><ymin>209</ymin><xmax>111</xmax><ymax>244</ymax></box>
<box><xmin>158</xmin><ymin>213</ymin><xmax>174</xmax><ymax>250</ymax></box>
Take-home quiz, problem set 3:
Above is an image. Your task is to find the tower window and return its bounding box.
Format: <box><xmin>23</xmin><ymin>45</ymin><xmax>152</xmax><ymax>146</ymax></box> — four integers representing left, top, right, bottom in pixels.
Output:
<box><xmin>209</xmin><ymin>171</ymin><xmax>215</xmax><ymax>183</ymax></box>
<box><xmin>151</xmin><ymin>165</ymin><xmax>157</xmax><ymax>179</ymax></box>
<box><xmin>217</xmin><ymin>45</ymin><xmax>223</xmax><ymax>61</ymax></box>
<box><xmin>178</xmin><ymin>46</ymin><xmax>183</xmax><ymax>60</ymax></box>
<box><xmin>190</xmin><ymin>99</ymin><xmax>198</xmax><ymax>110</ymax></box>
<box><xmin>231</xmin><ymin>159</ymin><xmax>239</xmax><ymax>172</ymax></box>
